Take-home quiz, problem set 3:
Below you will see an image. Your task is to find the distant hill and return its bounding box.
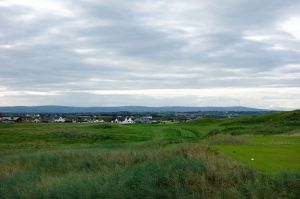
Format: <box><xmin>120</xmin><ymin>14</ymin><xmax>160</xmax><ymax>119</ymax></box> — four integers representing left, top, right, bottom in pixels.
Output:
<box><xmin>0</xmin><ymin>106</ymin><xmax>271</xmax><ymax>114</ymax></box>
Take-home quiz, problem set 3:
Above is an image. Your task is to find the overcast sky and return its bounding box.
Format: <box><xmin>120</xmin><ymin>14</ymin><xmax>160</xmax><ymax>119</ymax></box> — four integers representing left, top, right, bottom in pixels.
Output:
<box><xmin>0</xmin><ymin>0</ymin><xmax>300</xmax><ymax>109</ymax></box>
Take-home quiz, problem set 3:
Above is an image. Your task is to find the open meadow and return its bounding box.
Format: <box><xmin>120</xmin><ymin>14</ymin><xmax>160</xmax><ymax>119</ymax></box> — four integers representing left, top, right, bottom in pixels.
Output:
<box><xmin>0</xmin><ymin>111</ymin><xmax>300</xmax><ymax>198</ymax></box>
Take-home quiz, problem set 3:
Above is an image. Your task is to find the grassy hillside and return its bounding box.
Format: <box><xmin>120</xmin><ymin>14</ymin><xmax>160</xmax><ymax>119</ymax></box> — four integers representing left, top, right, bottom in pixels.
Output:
<box><xmin>0</xmin><ymin>111</ymin><xmax>299</xmax><ymax>198</ymax></box>
<box><xmin>0</xmin><ymin>122</ymin><xmax>218</xmax><ymax>152</ymax></box>
<box><xmin>1</xmin><ymin>110</ymin><xmax>299</xmax><ymax>150</ymax></box>
<box><xmin>204</xmin><ymin>110</ymin><xmax>300</xmax><ymax>136</ymax></box>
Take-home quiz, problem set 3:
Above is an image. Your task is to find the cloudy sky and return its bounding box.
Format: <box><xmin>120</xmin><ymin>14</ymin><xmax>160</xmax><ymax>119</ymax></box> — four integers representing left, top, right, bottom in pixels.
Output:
<box><xmin>0</xmin><ymin>0</ymin><xmax>300</xmax><ymax>109</ymax></box>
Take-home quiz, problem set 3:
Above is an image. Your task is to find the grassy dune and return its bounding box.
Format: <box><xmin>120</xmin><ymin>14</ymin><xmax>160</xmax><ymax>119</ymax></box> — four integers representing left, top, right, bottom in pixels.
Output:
<box><xmin>0</xmin><ymin>111</ymin><xmax>299</xmax><ymax>198</ymax></box>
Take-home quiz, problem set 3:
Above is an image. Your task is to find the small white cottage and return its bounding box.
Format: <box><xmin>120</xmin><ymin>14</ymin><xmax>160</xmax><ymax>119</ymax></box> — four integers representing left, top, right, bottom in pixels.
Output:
<box><xmin>54</xmin><ymin>117</ymin><xmax>65</xmax><ymax>123</ymax></box>
<box><xmin>112</xmin><ymin>116</ymin><xmax>134</xmax><ymax>124</ymax></box>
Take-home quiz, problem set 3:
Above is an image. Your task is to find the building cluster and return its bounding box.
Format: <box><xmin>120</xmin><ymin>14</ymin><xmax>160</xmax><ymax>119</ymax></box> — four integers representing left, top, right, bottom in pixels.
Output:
<box><xmin>111</xmin><ymin>116</ymin><xmax>159</xmax><ymax>124</ymax></box>
<box><xmin>0</xmin><ymin>112</ymin><xmax>240</xmax><ymax>124</ymax></box>
<box><xmin>0</xmin><ymin>117</ymin><xmax>22</xmax><ymax>123</ymax></box>
<box><xmin>0</xmin><ymin>114</ymin><xmax>179</xmax><ymax>124</ymax></box>
<box><xmin>0</xmin><ymin>115</ymin><xmax>105</xmax><ymax>124</ymax></box>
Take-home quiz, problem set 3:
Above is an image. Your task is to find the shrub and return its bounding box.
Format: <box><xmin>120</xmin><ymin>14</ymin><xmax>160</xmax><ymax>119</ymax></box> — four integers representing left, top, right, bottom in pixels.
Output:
<box><xmin>207</xmin><ymin>129</ymin><xmax>222</xmax><ymax>137</ymax></box>
<box><xmin>206</xmin><ymin>134</ymin><xmax>249</xmax><ymax>145</ymax></box>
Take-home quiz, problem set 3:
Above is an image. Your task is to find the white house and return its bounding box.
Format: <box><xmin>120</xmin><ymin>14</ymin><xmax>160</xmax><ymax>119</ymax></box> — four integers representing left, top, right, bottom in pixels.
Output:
<box><xmin>54</xmin><ymin>117</ymin><xmax>65</xmax><ymax>123</ymax></box>
<box><xmin>89</xmin><ymin>119</ymin><xmax>104</xmax><ymax>123</ymax></box>
<box><xmin>114</xmin><ymin>118</ymin><xmax>119</xmax><ymax>123</ymax></box>
<box><xmin>122</xmin><ymin>117</ymin><xmax>134</xmax><ymax>124</ymax></box>
<box><xmin>112</xmin><ymin>116</ymin><xmax>134</xmax><ymax>124</ymax></box>
<box><xmin>33</xmin><ymin>118</ymin><xmax>41</xmax><ymax>123</ymax></box>
<box><xmin>134</xmin><ymin>116</ymin><xmax>153</xmax><ymax>124</ymax></box>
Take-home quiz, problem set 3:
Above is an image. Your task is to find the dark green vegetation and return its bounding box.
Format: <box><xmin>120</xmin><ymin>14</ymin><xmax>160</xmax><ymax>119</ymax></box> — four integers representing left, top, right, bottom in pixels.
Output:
<box><xmin>0</xmin><ymin>111</ymin><xmax>300</xmax><ymax>198</ymax></box>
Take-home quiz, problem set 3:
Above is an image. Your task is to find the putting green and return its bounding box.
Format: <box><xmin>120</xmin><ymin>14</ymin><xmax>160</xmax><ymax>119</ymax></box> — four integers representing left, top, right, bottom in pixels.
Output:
<box><xmin>214</xmin><ymin>135</ymin><xmax>300</xmax><ymax>172</ymax></box>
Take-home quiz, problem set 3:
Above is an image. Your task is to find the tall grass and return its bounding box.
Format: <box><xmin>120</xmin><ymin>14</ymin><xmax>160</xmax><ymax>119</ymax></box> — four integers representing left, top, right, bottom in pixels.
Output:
<box><xmin>1</xmin><ymin>143</ymin><xmax>299</xmax><ymax>199</ymax></box>
<box><xmin>205</xmin><ymin>134</ymin><xmax>250</xmax><ymax>145</ymax></box>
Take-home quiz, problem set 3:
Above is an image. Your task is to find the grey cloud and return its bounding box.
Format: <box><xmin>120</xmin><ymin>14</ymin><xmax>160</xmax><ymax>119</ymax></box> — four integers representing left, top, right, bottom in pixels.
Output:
<box><xmin>0</xmin><ymin>0</ymin><xmax>300</xmax><ymax>108</ymax></box>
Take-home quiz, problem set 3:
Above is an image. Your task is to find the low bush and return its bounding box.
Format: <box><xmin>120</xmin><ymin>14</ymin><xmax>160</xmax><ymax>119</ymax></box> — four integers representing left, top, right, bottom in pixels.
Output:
<box><xmin>206</xmin><ymin>134</ymin><xmax>249</xmax><ymax>145</ymax></box>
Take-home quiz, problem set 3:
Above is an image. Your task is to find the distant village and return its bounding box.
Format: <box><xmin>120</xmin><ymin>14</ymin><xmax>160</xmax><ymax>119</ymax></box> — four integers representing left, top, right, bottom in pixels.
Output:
<box><xmin>0</xmin><ymin>111</ymin><xmax>256</xmax><ymax>124</ymax></box>
<box><xmin>0</xmin><ymin>114</ymin><xmax>179</xmax><ymax>124</ymax></box>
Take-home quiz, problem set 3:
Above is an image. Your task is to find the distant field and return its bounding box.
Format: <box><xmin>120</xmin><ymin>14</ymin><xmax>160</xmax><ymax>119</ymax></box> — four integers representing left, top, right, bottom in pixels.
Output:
<box><xmin>0</xmin><ymin>111</ymin><xmax>299</xmax><ymax>198</ymax></box>
<box><xmin>0</xmin><ymin>121</ymin><xmax>220</xmax><ymax>152</ymax></box>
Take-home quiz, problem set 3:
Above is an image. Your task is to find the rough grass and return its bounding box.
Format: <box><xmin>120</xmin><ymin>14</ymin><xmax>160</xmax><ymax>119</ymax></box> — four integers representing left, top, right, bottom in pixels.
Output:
<box><xmin>206</xmin><ymin>134</ymin><xmax>250</xmax><ymax>145</ymax></box>
<box><xmin>0</xmin><ymin>122</ymin><xmax>215</xmax><ymax>152</ymax></box>
<box><xmin>1</xmin><ymin>111</ymin><xmax>300</xmax><ymax>198</ymax></box>
<box><xmin>1</xmin><ymin>144</ymin><xmax>299</xmax><ymax>199</ymax></box>
<box><xmin>217</xmin><ymin>110</ymin><xmax>300</xmax><ymax>135</ymax></box>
